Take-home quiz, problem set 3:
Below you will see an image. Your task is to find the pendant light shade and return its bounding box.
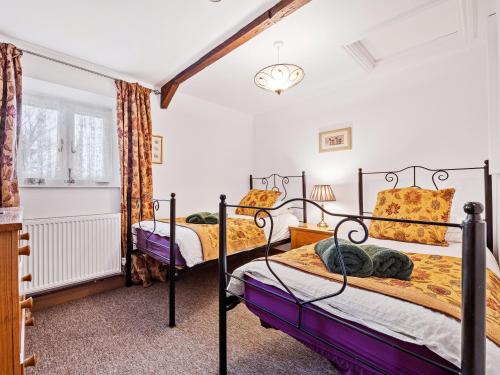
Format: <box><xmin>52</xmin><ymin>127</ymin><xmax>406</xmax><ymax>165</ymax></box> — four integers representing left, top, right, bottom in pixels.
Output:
<box><xmin>254</xmin><ymin>41</ymin><xmax>304</xmax><ymax>95</ymax></box>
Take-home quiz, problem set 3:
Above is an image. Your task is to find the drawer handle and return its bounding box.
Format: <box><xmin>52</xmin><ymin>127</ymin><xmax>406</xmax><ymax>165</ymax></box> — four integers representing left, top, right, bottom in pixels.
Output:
<box><xmin>25</xmin><ymin>311</ymin><xmax>35</xmax><ymax>327</ymax></box>
<box><xmin>22</xmin><ymin>273</ymin><xmax>32</xmax><ymax>282</ymax></box>
<box><xmin>20</xmin><ymin>297</ymin><xmax>33</xmax><ymax>310</ymax></box>
<box><xmin>22</xmin><ymin>354</ymin><xmax>37</xmax><ymax>368</ymax></box>
<box><xmin>20</xmin><ymin>232</ymin><xmax>30</xmax><ymax>241</ymax></box>
<box><xmin>18</xmin><ymin>245</ymin><xmax>30</xmax><ymax>256</ymax></box>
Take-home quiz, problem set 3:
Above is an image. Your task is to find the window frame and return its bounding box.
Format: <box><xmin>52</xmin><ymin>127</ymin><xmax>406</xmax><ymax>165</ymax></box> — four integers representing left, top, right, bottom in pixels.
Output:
<box><xmin>19</xmin><ymin>91</ymin><xmax>119</xmax><ymax>188</ymax></box>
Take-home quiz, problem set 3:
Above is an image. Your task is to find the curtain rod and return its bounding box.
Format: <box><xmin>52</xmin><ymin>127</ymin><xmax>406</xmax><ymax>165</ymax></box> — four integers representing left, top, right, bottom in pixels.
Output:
<box><xmin>21</xmin><ymin>48</ymin><xmax>161</xmax><ymax>95</ymax></box>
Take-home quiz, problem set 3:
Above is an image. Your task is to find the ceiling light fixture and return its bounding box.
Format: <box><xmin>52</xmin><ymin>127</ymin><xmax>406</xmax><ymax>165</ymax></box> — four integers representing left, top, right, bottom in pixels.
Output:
<box><xmin>254</xmin><ymin>41</ymin><xmax>304</xmax><ymax>95</ymax></box>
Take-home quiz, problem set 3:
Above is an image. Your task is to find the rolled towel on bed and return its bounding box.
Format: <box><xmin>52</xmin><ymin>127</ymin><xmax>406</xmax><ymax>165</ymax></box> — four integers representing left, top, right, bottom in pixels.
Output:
<box><xmin>314</xmin><ymin>238</ymin><xmax>373</xmax><ymax>278</ymax></box>
<box><xmin>360</xmin><ymin>244</ymin><xmax>414</xmax><ymax>280</ymax></box>
<box><xmin>204</xmin><ymin>213</ymin><xmax>219</xmax><ymax>224</ymax></box>
<box><xmin>186</xmin><ymin>212</ymin><xmax>211</xmax><ymax>224</ymax></box>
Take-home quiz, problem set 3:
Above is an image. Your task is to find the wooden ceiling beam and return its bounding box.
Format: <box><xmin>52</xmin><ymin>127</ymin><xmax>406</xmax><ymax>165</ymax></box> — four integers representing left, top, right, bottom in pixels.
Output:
<box><xmin>160</xmin><ymin>0</ymin><xmax>311</xmax><ymax>108</ymax></box>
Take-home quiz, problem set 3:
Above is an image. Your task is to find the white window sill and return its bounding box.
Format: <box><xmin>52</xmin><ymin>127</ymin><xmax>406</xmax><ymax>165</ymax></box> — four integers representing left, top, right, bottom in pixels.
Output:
<box><xmin>20</xmin><ymin>184</ymin><xmax>120</xmax><ymax>189</ymax></box>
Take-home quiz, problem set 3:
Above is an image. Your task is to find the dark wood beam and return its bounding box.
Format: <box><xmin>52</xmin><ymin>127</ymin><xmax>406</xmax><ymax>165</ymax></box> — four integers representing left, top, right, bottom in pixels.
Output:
<box><xmin>160</xmin><ymin>0</ymin><xmax>311</xmax><ymax>108</ymax></box>
<box><xmin>160</xmin><ymin>81</ymin><xmax>179</xmax><ymax>109</ymax></box>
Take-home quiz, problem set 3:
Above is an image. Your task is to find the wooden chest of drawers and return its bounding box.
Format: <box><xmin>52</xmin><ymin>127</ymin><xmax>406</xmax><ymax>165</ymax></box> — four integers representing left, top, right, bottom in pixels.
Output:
<box><xmin>0</xmin><ymin>208</ymin><xmax>36</xmax><ymax>374</ymax></box>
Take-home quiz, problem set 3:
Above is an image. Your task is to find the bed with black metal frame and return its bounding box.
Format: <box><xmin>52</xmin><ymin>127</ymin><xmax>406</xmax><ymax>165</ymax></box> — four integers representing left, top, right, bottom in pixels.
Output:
<box><xmin>218</xmin><ymin>160</ymin><xmax>494</xmax><ymax>375</ymax></box>
<box><xmin>125</xmin><ymin>172</ymin><xmax>308</xmax><ymax>328</ymax></box>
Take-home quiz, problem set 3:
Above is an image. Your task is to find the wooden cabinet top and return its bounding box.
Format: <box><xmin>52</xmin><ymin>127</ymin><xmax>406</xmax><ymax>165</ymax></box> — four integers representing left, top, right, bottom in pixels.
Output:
<box><xmin>289</xmin><ymin>223</ymin><xmax>334</xmax><ymax>235</ymax></box>
<box><xmin>0</xmin><ymin>208</ymin><xmax>23</xmax><ymax>232</ymax></box>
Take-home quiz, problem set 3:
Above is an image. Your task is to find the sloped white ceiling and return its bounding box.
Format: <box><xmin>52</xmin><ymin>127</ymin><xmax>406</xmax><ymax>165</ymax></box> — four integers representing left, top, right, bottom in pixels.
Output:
<box><xmin>361</xmin><ymin>0</ymin><xmax>460</xmax><ymax>60</ymax></box>
<box><xmin>180</xmin><ymin>0</ymin><xmax>492</xmax><ymax>114</ymax></box>
<box><xmin>0</xmin><ymin>0</ymin><xmax>495</xmax><ymax>114</ymax></box>
<box><xmin>0</xmin><ymin>0</ymin><xmax>278</xmax><ymax>85</ymax></box>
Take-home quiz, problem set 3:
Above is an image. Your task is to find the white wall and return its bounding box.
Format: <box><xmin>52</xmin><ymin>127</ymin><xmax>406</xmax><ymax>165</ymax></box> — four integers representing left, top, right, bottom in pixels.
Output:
<box><xmin>150</xmin><ymin>93</ymin><xmax>254</xmax><ymax>217</ymax></box>
<box><xmin>17</xmin><ymin>49</ymin><xmax>253</xmax><ymax>219</ymax></box>
<box><xmin>252</xmin><ymin>46</ymin><xmax>491</xmax><ymax>239</ymax></box>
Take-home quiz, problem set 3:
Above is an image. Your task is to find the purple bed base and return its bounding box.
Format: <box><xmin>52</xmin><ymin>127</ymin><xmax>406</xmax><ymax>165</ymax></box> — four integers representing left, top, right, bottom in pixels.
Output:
<box><xmin>135</xmin><ymin>228</ymin><xmax>186</xmax><ymax>267</ymax></box>
<box><xmin>243</xmin><ymin>275</ymin><xmax>458</xmax><ymax>375</ymax></box>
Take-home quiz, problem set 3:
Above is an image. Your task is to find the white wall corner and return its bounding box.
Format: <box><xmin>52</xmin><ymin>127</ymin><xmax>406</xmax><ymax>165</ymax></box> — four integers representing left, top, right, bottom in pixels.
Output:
<box><xmin>342</xmin><ymin>41</ymin><xmax>377</xmax><ymax>71</ymax></box>
<box><xmin>458</xmin><ymin>0</ymin><xmax>478</xmax><ymax>42</ymax></box>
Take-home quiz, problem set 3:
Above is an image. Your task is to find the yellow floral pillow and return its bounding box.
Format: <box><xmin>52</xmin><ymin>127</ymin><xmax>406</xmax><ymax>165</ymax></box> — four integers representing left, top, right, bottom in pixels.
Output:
<box><xmin>368</xmin><ymin>187</ymin><xmax>455</xmax><ymax>246</ymax></box>
<box><xmin>235</xmin><ymin>189</ymin><xmax>282</xmax><ymax>217</ymax></box>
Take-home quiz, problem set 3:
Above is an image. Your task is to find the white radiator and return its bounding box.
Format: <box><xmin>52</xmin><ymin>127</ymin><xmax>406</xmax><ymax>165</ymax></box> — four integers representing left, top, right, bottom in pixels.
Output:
<box><xmin>21</xmin><ymin>213</ymin><xmax>122</xmax><ymax>295</ymax></box>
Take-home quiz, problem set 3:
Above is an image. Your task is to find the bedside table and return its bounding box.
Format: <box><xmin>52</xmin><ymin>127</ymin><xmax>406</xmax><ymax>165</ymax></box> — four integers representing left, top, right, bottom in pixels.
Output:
<box><xmin>289</xmin><ymin>224</ymin><xmax>334</xmax><ymax>249</ymax></box>
<box><xmin>272</xmin><ymin>242</ymin><xmax>292</xmax><ymax>252</ymax></box>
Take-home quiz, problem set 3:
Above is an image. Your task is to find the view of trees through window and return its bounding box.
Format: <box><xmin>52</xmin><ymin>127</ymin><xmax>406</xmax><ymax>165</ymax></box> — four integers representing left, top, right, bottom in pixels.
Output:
<box><xmin>19</xmin><ymin>94</ymin><xmax>114</xmax><ymax>185</ymax></box>
<box><xmin>20</xmin><ymin>104</ymin><xmax>61</xmax><ymax>180</ymax></box>
<box><xmin>73</xmin><ymin>113</ymin><xmax>106</xmax><ymax>181</ymax></box>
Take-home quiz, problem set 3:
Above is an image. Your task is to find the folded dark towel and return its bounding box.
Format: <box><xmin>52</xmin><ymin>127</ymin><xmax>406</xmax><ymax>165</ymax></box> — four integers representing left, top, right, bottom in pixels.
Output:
<box><xmin>186</xmin><ymin>212</ymin><xmax>211</xmax><ymax>224</ymax></box>
<box><xmin>315</xmin><ymin>238</ymin><xmax>373</xmax><ymax>278</ymax></box>
<box><xmin>204</xmin><ymin>213</ymin><xmax>219</xmax><ymax>224</ymax></box>
<box><xmin>360</xmin><ymin>244</ymin><xmax>414</xmax><ymax>280</ymax></box>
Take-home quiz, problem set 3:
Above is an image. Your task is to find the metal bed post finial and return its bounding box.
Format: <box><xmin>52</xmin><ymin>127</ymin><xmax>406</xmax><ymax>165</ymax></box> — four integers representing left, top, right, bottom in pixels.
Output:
<box><xmin>461</xmin><ymin>202</ymin><xmax>486</xmax><ymax>375</ymax></box>
<box><xmin>169</xmin><ymin>193</ymin><xmax>176</xmax><ymax>328</ymax></box>
<box><xmin>219</xmin><ymin>194</ymin><xmax>228</xmax><ymax>375</ymax></box>
<box><xmin>126</xmin><ymin>191</ymin><xmax>133</xmax><ymax>287</ymax></box>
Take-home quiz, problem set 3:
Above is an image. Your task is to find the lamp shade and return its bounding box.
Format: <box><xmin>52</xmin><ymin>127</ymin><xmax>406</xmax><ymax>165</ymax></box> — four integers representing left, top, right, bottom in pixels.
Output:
<box><xmin>254</xmin><ymin>41</ymin><xmax>305</xmax><ymax>95</ymax></box>
<box><xmin>310</xmin><ymin>185</ymin><xmax>336</xmax><ymax>202</ymax></box>
<box><xmin>254</xmin><ymin>63</ymin><xmax>305</xmax><ymax>95</ymax></box>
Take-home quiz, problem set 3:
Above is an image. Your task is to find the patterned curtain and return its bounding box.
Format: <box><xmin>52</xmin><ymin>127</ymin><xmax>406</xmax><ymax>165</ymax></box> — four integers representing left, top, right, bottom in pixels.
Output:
<box><xmin>0</xmin><ymin>43</ymin><xmax>22</xmax><ymax>207</ymax></box>
<box><xmin>116</xmin><ymin>81</ymin><xmax>153</xmax><ymax>256</ymax></box>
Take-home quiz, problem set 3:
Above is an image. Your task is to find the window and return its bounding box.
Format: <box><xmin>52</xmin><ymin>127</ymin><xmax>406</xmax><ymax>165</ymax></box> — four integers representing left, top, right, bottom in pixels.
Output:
<box><xmin>20</xmin><ymin>103</ymin><xmax>62</xmax><ymax>180</ymax></box>
<box><xmin>72</xmin><ymin>113</ymin><xmax>106</xmax><ymax>181</ymax></box>
<box><xmin>19</xmin><ymin>92</ymin><xmax>116</xmax><ymax>186</ymax></box>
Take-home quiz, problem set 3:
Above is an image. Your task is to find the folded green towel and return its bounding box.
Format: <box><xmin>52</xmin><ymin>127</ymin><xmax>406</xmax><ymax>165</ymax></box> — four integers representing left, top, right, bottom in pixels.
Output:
<box><xmin>186</xmin><ymin>212</ymin><xmax>211</xmax><ymax>224</ymax></box>
<box><xmin>315</xmin><ymin>238</ymin><xmax>373</xmax><ymax>278</ymax></box>
<box><xmin>204</xmin><ymin>213</ymin><xmax>219</xmax><ymax>224</ymax></box>
<box><xmin>360</xmin><ymin>244</ymin><xmax>414</xmax><ymax>280</ymax></box>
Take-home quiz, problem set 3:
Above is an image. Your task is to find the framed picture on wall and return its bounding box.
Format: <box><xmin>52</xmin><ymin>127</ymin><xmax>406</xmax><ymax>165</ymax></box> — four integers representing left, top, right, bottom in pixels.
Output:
<box><xmin>152</xmin><ymin>135</ymin><xmax>163</xmax><ymax>164</ymax></box>
<box><xmin>319</xmin><ymin>126</ymin><xmax>352</xmax><ymax>152</ymax></box>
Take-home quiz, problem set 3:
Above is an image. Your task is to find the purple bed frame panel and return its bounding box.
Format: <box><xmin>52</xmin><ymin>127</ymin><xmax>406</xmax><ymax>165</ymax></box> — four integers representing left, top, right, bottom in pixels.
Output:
<box><xmin>243</xmin><ymin>275</ymin><xmax>458</xmax><ymax>375</ymax></box>
<box><xmin>135</xmin><ymin>228</ymin><xmax>186</xmax><ymax>267</ymax></box>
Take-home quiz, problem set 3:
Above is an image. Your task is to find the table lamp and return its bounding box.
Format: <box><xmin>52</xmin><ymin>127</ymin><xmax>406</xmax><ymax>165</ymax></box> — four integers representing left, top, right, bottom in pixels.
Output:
<box><xmin>310</xmin><ymin>184</ymin><xmax>336</xmax><ymax>228</ymax></box>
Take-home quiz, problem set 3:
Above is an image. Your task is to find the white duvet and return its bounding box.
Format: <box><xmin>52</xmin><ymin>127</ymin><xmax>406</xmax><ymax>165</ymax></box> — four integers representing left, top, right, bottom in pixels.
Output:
<box><xmin>132</xmin><ymin>212</ymin><xmax>300</xmax><ymax>267</ymax></box>
<box><xmin>227</xmin><ymin>238</ymin><xmax>500</xmax><ymax>373</ymax></box>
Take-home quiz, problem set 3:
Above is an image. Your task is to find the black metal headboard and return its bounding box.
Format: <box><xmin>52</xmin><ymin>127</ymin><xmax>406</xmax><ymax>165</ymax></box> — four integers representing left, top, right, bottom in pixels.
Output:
<box><xmin>249</xmin><ymin>171</ymin><xmax>307</xmax><ymax>223</ymax></box>
<box><xmin>358</xmin><ymin>160</ymin><xmax>493</xmax><ymax>251</ymax></box>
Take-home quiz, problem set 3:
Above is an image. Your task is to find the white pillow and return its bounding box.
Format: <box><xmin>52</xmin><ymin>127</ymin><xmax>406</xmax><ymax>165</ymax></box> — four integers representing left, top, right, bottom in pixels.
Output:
<box><xmin>445</xmin><ymin>214</ymin><xmax>463</xmax><ymax>243</ymax></box>
<box><xmin>445</xmin><ymin>227</ymin><xmax>462</xmax><ymax>243</ymax></box>
<box><xmin>270</xmin><ymin>195</ymin><xmax>291</xmax><ymax>216</ymax></box>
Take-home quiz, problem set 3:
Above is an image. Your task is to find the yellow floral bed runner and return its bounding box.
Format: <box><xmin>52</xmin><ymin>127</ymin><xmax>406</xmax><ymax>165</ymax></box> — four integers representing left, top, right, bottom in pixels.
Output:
<box><xmin>269</xmin><ymin>244</ymin><xmax>500</xmax><ymax>345</ymax></box>
<box><xmin>158</xmin><ymin>218</ymin><xmax>267</xmax><ymax>262</ymax></box>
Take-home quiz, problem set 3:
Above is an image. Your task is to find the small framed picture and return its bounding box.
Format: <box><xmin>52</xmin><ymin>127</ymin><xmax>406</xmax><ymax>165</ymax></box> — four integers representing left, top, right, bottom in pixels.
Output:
<box><xmin>152</xmin><ymin>135</ymin><xmax>163</xmax><ymax>164</ymax></box>
<box><xmin>319</xmin><ymin>126</ymin><xmax>352</xmax><ymax>153</ymax></box>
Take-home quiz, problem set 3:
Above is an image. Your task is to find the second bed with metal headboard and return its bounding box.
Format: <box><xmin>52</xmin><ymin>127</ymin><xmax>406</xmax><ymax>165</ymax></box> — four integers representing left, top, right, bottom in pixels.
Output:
<box><xmin>219</xmin><ymin>161</ymin><xmax>495</xmax><ymax>375</ymax></box>
<box><xmin>125</xmin><ymin>171</ymin><xmax>308</xmax><ymax>328</ymax></box>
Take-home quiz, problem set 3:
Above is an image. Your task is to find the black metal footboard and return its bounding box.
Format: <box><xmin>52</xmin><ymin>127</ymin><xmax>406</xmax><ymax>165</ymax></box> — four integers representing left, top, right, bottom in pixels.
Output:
<box><xmin>125</xmin><ymin>192</ymin><xmax>177</xmax><ymax>327</ymax></box>
<box><xmin>218</xmin><ymin>196</ymin><xmax>487</xmax><ymax>375</ymax></box>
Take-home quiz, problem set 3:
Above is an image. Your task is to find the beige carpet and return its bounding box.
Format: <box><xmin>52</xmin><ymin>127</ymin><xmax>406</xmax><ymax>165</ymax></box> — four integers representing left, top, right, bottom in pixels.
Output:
<box><xmin>25</xmin><ymin>256</ymin><xmax>339</xmax><ymax>375</ymax></box>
